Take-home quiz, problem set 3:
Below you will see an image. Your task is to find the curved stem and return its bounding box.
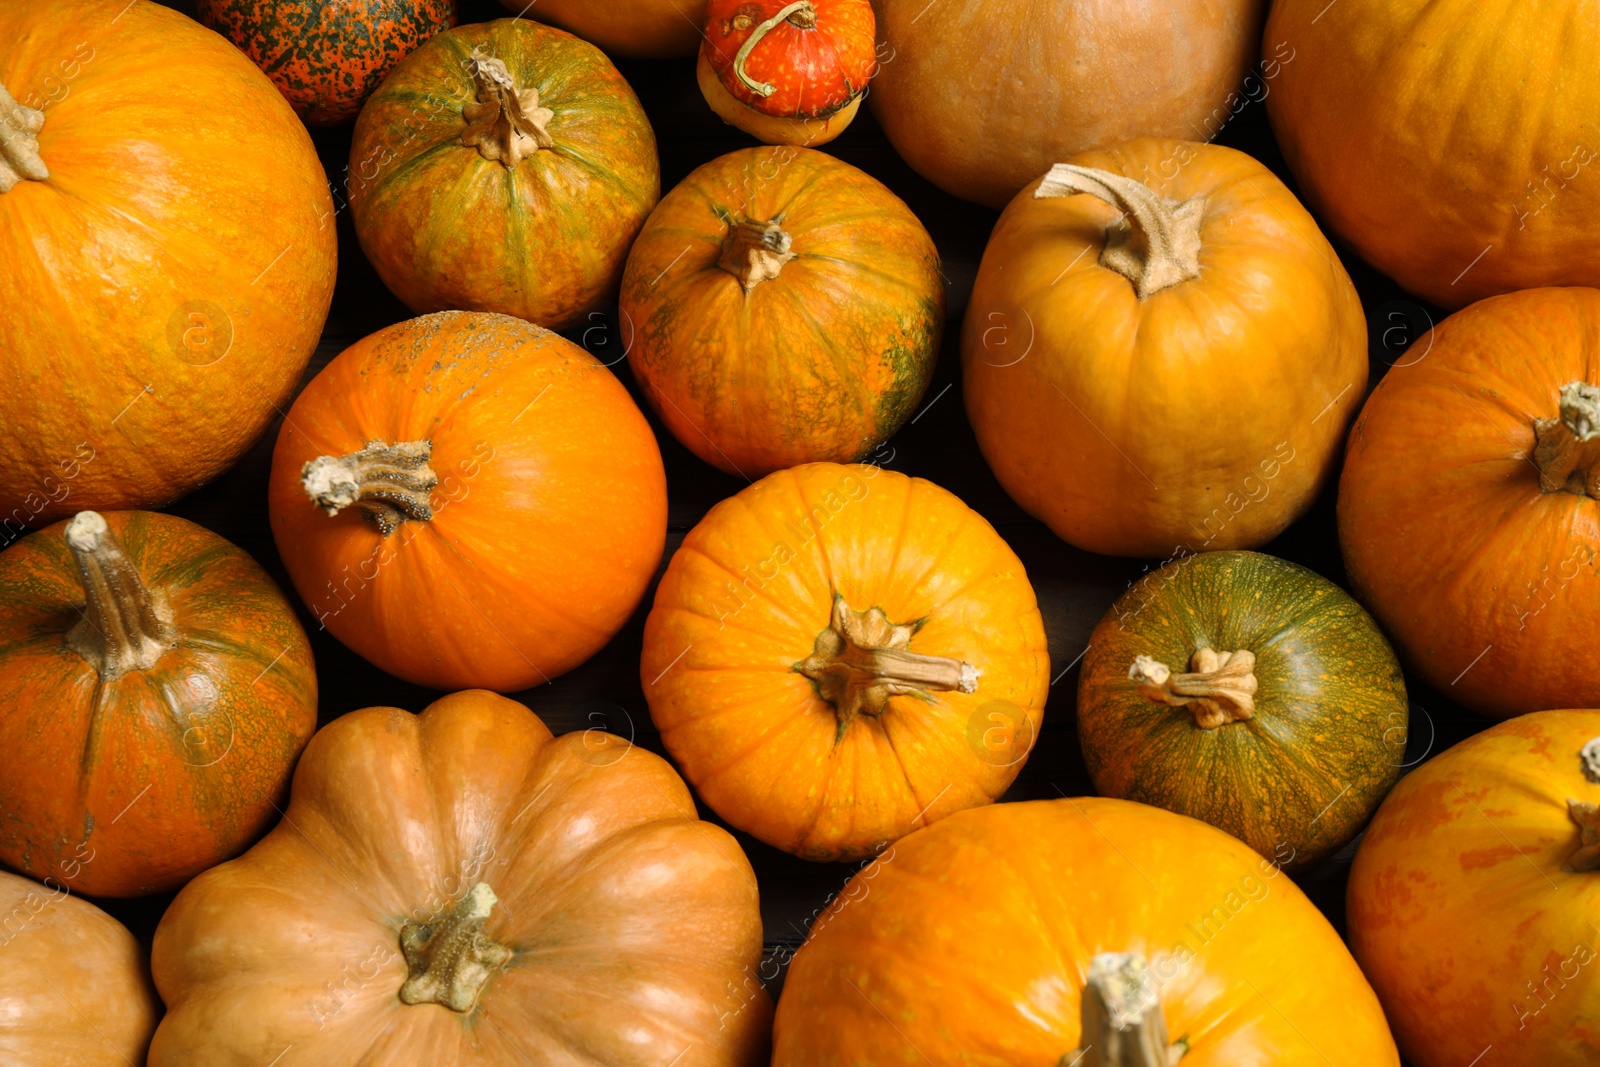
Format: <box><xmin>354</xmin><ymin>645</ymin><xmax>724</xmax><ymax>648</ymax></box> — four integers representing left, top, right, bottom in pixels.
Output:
<box><xmin>1066</xmin><ymin>953</ymin><xmax>1188</xmax><ymax>1066</ymax></box>
<box><xmin>1035</xmin><ymin>164</ymin><xmax>1205</xmax><ymax>299</ymax></box>
<box><xmin>1533</xmin><ymin>382</ymin><xmax>1600</xmax><ymax>498</ymax></box>
<box><xmin>302</xmin><ymin>440</ymin><xmax>437</xmax><ymax>536</ymax></box>
<box><xmin>63</xmin><ymin>512</ymin><xmax>177</xmax><ymax>678</ymax></box>
<box><xmin>0</xmin><ymin>81</ymin><xmax>49</xmax><ymax>193</ymax></box>
<box><xmin>461</xmin><ymin>51</ymin><xmax>554</xmax><ymax>167</ymax></box>
<box><xmin>399</xmin><ymin>883</ymin><xmax>513</xmax><ymax>1012</ymax></box>
<box><xmin>718</xmin><ymin>216</ymin><xmax>797</xmax><ymax>292</ymax></box>
<box><xmin>1129</xmin><ymin>649</ymin><xmax>1256</xmax><ymax>730</ymax></box>
<box><xmin>732</xmin><ymin>1</ymin><xmax>818</xmax><ymax>97</ymax></box>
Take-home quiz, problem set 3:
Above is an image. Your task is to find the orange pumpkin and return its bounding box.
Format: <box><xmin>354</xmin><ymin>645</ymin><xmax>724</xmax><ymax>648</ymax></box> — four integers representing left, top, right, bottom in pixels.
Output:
<box><xmin>0</xmin><ymin>869</ymin><xmax>160</xmax><ymax>1065</ymax></box>
<box><xmin>621</xmin><ymin>147</ymin><xmax>943</xmax><ymax>478</ymax></box>
<box><xmin>1348</xmin><ymin>710</ymin><xmax>1600</xmax><ymax>1066</ymax></box>
<box><xmin>268</xmin><ymin>311</ymin><xmax>667</xmax><ymax>692</ymax></box>
<box><xmin>962</xmin><ymin>139</ymin><xmax>1366</xmax><ymax>558</ymax></box>
<box><xmin>0</xmin><ymin>0</ymin><xmax>337</xmax><ymax>528</ymax></box>
<box><xmin>640</xmin><ymin>462</ymin><xmax>1049</xmax><ymax>861</ymax></box>
<box><xmin>1339</xmin><ymin>288</ymin><xmax>1600</xmax><ymax>717</ymax></box>
<box><xmin>774</xmin><ymin>797</ymin><xmax>1399</xmax><ymax>1064</ymax></box>
<box><xmin>150</xmin><ymin>690</ymin><xmax>770</xmax><ymax>1065</ymax></box>
<box><xmin>508</xmin><ymin>0</ymin><xmax>709</xmax><ymax>57</ymax></box>
<box><xmin>0</xmin><ymin>510</ymin><xmax>317</xmax><ymax>897</ymax></box>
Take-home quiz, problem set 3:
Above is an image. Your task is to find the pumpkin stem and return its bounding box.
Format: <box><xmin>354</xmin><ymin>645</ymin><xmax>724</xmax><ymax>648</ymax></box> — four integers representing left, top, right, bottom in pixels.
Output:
<box><xmin>0</xmin><ymin>81</ymin><xmax>49</xmax><ymax>193</ymax></box>
<box><xmin>399</xmin><ymin>882</ymin><xmax>513</xmax><ymax>1013</ymax></box>
<box><xmin>796</xmin><ymin>595</ymin><xmax>978</xmax><ymax>739</ymax></box>
<box><xmin>1064</xmin><ymin>953</ymin><xmax>1187</xmax><ymax>1066</ymax></box>
<box><xmin>462</xmin><ymin>51</ymin><xmax>555</xmax><ymax>167</ymax></box>
<box><xmin>301</xmin><ymin>440</ymin><xmax>438</xmax><ymax>536</ymax></box>
<box><xmin>1128</xmin><ymin>649</ymin><xmax>1257</xmax><ymax>729</ymax></box>
<box><xmin>1532</xmin><ymin>382</ymin><xmax>1600</xmax><ymax>498</ymax></box>
<box><xmin>63</xmin><ymin>512</ymin><xmax>178</xmax><ymax>679</ymax></box>
<box><xmin>731</xmin><ymin>1</ymin><xmax>818</xmax><ymax>97</ymax></box>
<box><xmin>1034</xmin><ymin>164</ymin><xmax>1204</xmax><ymax>299</ymax></box>
<box><xmin>718</xmin><ymin>217</ymin><xmax>797</xmax><ymax>292</ymax></box>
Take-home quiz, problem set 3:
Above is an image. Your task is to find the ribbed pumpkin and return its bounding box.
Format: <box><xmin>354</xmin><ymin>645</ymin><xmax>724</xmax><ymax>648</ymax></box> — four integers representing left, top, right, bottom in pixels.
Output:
<box><xmin>640</xmin><ymin>463</ymin><xmax>1049</xmax><ymax>861</ymax></box>
<box><xmin>1267</xmin><ymin>0</ymin><xmax>1600</xmax><ymax>308</ymax></box>
<box><xmin>1339</xmin><ymin>288</ymin><xmax>1600</xmax><ymax>718</ymax></box>
<box><xmin>962</xmin><ymin>140</ymin><xmax>1366</xmax><ymax>557</ymax></box>
<box><xmin>509</xmin><ymin>0</ymin><xmax>709</xmax><ymax>57</ymax></box>
<box><xmin>0</xmin><ymin>510</ymin><xmax>317</xmax><ymax>897</ymax></box>
<box><xmin>349</xmin><ymin>18</ymin><xmax>659</xmax><ymax>331</ymax></box>
<box><xmin>150</xmin><ymin>690</ymin><xmax>771</xmax><ymax>1065</ymax></box>
<box><xmin>621</xmin><ymin>147</ymin><xmax>943</xmax><ymax>478</ymax></box>
<box><xmin>0</xmin><ymin>0</ymin><xmax>336</xmax><ymax>528</ymax></box>
<box><xmin>199</xmin><ymin>0</ymin><xmax>457</xmax><ymax>125</ymax></box>
<box><xmin>774</xmin><ymin>798</ymin><xmax>1399</xmax><ymax>1064</ymax></box>
<box><xmin>1078</xmin><ymin>550</ymin><xmax>1407</xmax><ymax>873</ymax></box>
<box><xmin>268</xmin><ymin>311</ymin><xmax>667</xmax><ymax>692</ymax></box>
<box><xmin>1349</xmin><ymin>710</ymin><xmax>1600</xmax><ymax>1066</ymax></box>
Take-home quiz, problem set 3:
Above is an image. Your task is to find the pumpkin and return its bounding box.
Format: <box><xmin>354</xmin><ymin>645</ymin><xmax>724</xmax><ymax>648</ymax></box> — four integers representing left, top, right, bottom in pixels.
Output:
<box><xmin>508</xmin><ymin>0</ymin><xmax>708</xmax><ymax>57</ymax></box>
<box><xmin>773</xmin><ymin>797</ymin><xmax>1399</xmax><ymax>1064</ymax></box>
<box><xmin>0</xmin><ymin>869</ymin><xmax>160</xmax><ymax>1065</ymax></box>
<box><xmin>1339</xmin><ymin>288</ymin><xmax>1600</xmax><ymax>718</ymax></box>
<box><xmin>0</xmin><ymin>0</ymin><xmax>337</xmax><ymax>529</ymax></box>
<box><xmin>961</xmin><ymin>139</ymin><xmax>1366</xmax><ymax>558</ymax></box>
<box><xmin>268</xmin><ymin>311</ymin><xmax>667</xmax><ymax>692</ymax></box>
<box><xmin>349</xmin><ymin>18</ymin><xmax>659</xmax><ymax>332</ymax></box>
<box><xmin>640</xmin><ymin>462</ymin><xmax>1049</xmax><ymax>861</ymax></box>
<box><xmin>621</xmin><ymin>147</ymin><xmax>942</xmax><ymax>478</ymax></box>
<box><xmin>1266</xmin><ymin>1</ymin><xmax>1600</xmax><ymax>308</ymax></box>
<box><xmin>1078</xmin><ymin>550</ymin><xmax>1407</xmax><ymax>873</ymax></box>
<box><xmin>0</xmin><ymin>510</ymin><xmax>316</xmax><ymax>897</ymax></box>
<box><xmin>1348</xmin><ymin>710</ymin><xmax>1600</xmax><ymax>1066</ymax></box>
<box><xmin>198</xmin><ymin>0</ymin><xmax>458</xmax><ymax>126</ymax></box>
<box><xmin>867</xmin><ymin>0</ymin><xmax>1268</xmax><ymax>207</ymax></box>
<box><xmin>697</xmin><ymin>0</ymin><xmax>875</xmax><ymax>146</ymax></box>
<box><xmin>149</xmin><ymin>689</ymin><xmax>770</xmax><ymax>1065</ymax></box>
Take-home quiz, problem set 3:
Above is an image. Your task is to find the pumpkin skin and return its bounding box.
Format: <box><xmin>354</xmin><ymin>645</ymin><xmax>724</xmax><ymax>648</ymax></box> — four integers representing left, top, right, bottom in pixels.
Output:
<box><xmin>622</xmin><ymin>147</ymin><xmax>942</xmax><ymax>478</ymax></box>
<box><xmin>773</xmin><ymin>797</ymin><xmax>1399</xmax><ymax>1064</ymax></box>
<box><xmin>962</xmin><ymin>139</ymin><xmax>1366</xmax><ymax>558</ymax></box>
<box><xmin>0</xmin><ymin>869</ymin><xmax>160</xmax><ymax>1066</ymax></box>
<box><xmin>0</xmin><ymin>510</ymin><xmax>317</xmax><ymax>897</ymax></box>
<box><xmin>198</xmin><ymin>0</ymin><xmax>458</xmax><ymax>126</ymax></box>
<box><xmin>507</xmin><ymin>0</ymin><xmax>709</xmax><ymax>57</ymax></box>
<box><xmin>1348</xmin><ymin>710</ymin><xmax>1600</xmax><ymax>1066</ymax></box>
<box><xmin>640</xmin><ymin>463</ymin><xmax>1049</xmax><ymax>862</ymax></box>
<box><xmin>0</xmin><ymin>0</ymin><xmax>337</xmax><ymax>528</ymax></box>
<box><xmin>149</xmin><ymin>690</ymin><xmax>771</xmax><ymax>1066</ymax></box>
<box><xmin>868</xmin><ymin>0</ymin><xmax>1269</xmax><ymax>207</ymax></box>
<box><xmin>349</xmin><ymin>18</ymin><xmax>660</xmax><ymax>331</ymax></box>
<box><xmin>1339</xmin><ymin>288</ymin><xmax>1600</xmax><ymax>718</ymax></box>
<box><xmin>1078</xmin><ymin>550</ymin><xmax>1407</xmax><ymax>873</ymax></box>
<box><xmin>268</xmin><ymin>311</ymin><xmax>667</xmax><ymax>692</ymax></box>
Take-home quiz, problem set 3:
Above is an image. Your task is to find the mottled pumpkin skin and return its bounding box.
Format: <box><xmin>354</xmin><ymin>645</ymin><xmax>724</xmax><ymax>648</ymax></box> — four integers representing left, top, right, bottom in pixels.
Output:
<box><xmin>349</xmin><ymin>19</ymin><xmax>659</xmax><ymax>331</ymax></box>
<box><xmin>199</xmin><ymin>0</ymin><xmax>458</xmax><ymax>126</ymax></box>
<box><xmin>621</xmin><ymin>147</ymin><xmax>943</xmax><ymax>477</ymax></box>
<box><xmin>703</xmin><ymin>0</ymin><xmax>875</xmax><ymax>118</ymax></box>
<box><xmin>0</xmin><ymin>511</ymin><xmax>317</xmax><ymax>897</ymax></box>
<box><xmin>1078</xmin><ymin>551</ymin><xmax>1407</xmax><ymax>872</ymax></box>
<box><xmin>511</xmin><ymin>0</ymin><xmax>709</xmax><ymax>57</ymax></box>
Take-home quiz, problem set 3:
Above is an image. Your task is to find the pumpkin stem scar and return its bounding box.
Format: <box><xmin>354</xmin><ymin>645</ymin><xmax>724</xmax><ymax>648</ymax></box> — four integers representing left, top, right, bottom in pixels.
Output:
<box><xmin>1064</xmin><ymin>952</ymin><xmax>1188</xmax><ymax>1066</ymax></box>
<box><xmin>1128</xmin><ymin>649</ymin><xmax>1257</xmax><ymax>729</ymax></box>
<box><xmin>461</xmin><ymin>52</ymin><xmax>555</xmax><ymax>167</ymax></box>
<box><xmin>399</xmin><ymin>882</ymin><xmax>514</xmax><ymax>1012</ymax></box>
<box><xmin>1033</xmin><ymin>164</ymin><xmax>1205</xmax><ymax>299</ymax></box>
<box><xmin>63</xmin><ymin>512</ymin><xmax>178</xmax><ymax>679</ymax></box>
<box><xmin>731</xmin><ymin>0</ymin><xmax>818</xmax><ymax>97</ymax></box>
<box><xmin>1566</xmin><ymin>799</ymin><xmax>1600</xmax><ymax>872</ymax></box>
<box><xmin>718</xmin><ymin>217</ymin><xmax>797</xmax><ymax>292</ymax></box>
<box><xmin>1532</xmin><ymin>381</ymin><xmax>1600</xmax><ymax>498</ymax></box>
<box><xmin>0</xmin><ymin>81</ymin><xmax>49</xmax><ymax>193</ymax></box>
<box><xmin>302</xmin><ymin>439</ymin><xmax>438</xmax><ymax>536</ymax></box>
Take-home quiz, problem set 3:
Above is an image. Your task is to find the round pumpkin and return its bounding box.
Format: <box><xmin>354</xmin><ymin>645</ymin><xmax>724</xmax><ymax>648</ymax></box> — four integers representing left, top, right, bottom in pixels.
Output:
<box><xmin>1267</xmin><ymin>1</ymin><xmax>1600</xmax><ymax>308</ymax></box>
<box><xmin>0</xmin><ymin>869</ymin><xmax>160</xmax><ymax>1065</ymax></box>
<box><xmin>774</xmin><ymin>797</ymin><xmax>1399</xmax><ymax>1064</ymax></box>
<box><xmin>961</xmin><ymin>139</ymin><xmax>1366</xmax><ymax>558</ymax></box>
<box><xmin>349</xmin><ymin>18</ymin><xmax>659</xmax><ymax>331</ymax></box>
<box><xmin>150</xmin><ymin>689</ymin><xmax>770</xmax><ymax>1065</ymax></box>
<box><xmin>198</xmin><ymin>0</ymin><xmax>457</xmax><ymax>126</ymax></box>
<box><xmin>268</xmin><ymin>311</ymin><xmax>667</xmax><ymax>692</ymax></box>
<box><xmin>1078</xmin><ymin>550</ymin><xmax>1407</xmax><ymax>873</ymax></box>
<box><xmin>507</xmin><ymin>0</ymin><xmax>708</xmax><ymax>57</ymax></box>
<box><xmin>1339</xmin><ymin>288</ymin><xmax>1600</xmax><ymax>718</ymax></box>
<box><xmin>621</xmin><ymin>147</ymin><xmax>943</xmax><ymax>478</ymax></box>
<box><xmin>0</xmin><ymin>0</ymin><xmax>337</xmax><ymax>528</ymax></box>
<box><xmin>640</xmin><ymin>462</ymin><xmax>1049</xmax><ymax>862</ymax></box>
<box><xmin>0</xmin><ymin>510</ymin><xmax>317</xmax><ymax>897</ymax></box>
<box><xmin>1349</xmin><ymin>710</ymin><xmax>1600</xmax><ymax>1066</ymax></box>
<box><xmin>697</xmin><ymin>0</ymin><xmax>875</xmax><ymax>146</ymax></box>
<box><xmin>867</xmin><ymin>0</ymin><xmax>1268</xmax><ymax>207</ymax></box>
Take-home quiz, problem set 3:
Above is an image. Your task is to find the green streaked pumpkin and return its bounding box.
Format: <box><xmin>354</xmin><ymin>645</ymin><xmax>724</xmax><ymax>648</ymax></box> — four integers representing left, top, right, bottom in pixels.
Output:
<box><xmin>348</xmin><ymin>18</ymin><xmax>659</xmax><ymax>331</ymax></box>
<box><xmin>1077</xmin><ymin>550</ymin><xmax>1407</xmax><ymax>872</ymax></box>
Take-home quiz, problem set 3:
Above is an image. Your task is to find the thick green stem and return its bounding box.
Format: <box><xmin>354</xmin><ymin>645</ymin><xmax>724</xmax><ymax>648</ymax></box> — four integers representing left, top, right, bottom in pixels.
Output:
<box><xmin>1129</xmin><ymin>649</ymin><xmax>1257</xmax><ymax>729</ymax></box>
<box><xmin>302</xmin><ymin>440</ymin><xmax>437</xmax><ymax>536</ymax></box>
<box><xmin>63</xmin><ymin>512</ymin><xmax>177</xmax><ymax>678</ymax></box>
<box><xmin>0</xmin><ymin>81</ymin><xmax>48</xmax><ymax>193</ymax></box>
<box><xmin>1533</xmin><ymin>382</ymin><xmax>1600</xmax><ymax>498</ymax></box>
<box><xmin>399</xmin><ymin>883</ymin><xmax>513</xmax><ymax>1012</ymax></box>
<box><xmin>461</xmin><ymin>53</ymin><xmax>554</xmax><ymax>167</ymax></box>
<box><xmin>1034</xmin><ymin>165</ymin><xmax>1205</xmax><ymax>299</ymax></box>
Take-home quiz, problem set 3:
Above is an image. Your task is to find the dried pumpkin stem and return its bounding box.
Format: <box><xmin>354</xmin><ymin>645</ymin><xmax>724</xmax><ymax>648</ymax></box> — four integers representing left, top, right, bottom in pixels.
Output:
<box><xmin>63</xmin><ymin>512</ymin><xmax>177</xmax><ymax>679</ymax></box>
<box><xmin>1533</xmin><ymin>382</ymin><xmax>1600</xmax><ymax>498</ymax></box>
<box><xmin>302</xmin><ymin>439</ymin><xmax>437</xmax><ymax>536</ymax></box>
<box><xmin>1129</xmin><ymin>649</ymin><xmax>1257</xmax><ymax>729</ymax></box>
<box><xmin>1034</xmin><ymin>164</ymin><xmax>1205</xmax><ymax>299</ymax></box>
<box><xmin>1064</xmin><ymin>953</ymin><xmax>1187</xmax><ymax>1067</ymax></box>
<box><xmin>399</xmin><ymin>882</ymin><xmax>513</xmax><ymax>1012</ymax></box>
<box><xmin>0</xmin><ymin>81</ymin><xmax>49</xmax><ymax>193</ymax></box>
<box><xmin>732</xmin><ymin>0</ymin><xmax>818</xmax><ymax>97</ymax></box>
<box><xmin>462</xmin><ymin>52</ymin><xmax>555</xmax><ymax>167</ymax></box>
<box><xmin>1565</xmin><ymin>736</ymin><xmax>1600</xmax><ymax>872</ymax></box>
<box><xmin>718</xmin><ymin>216</ymin><xmax>797</xmax><ymax>292</ymax></box>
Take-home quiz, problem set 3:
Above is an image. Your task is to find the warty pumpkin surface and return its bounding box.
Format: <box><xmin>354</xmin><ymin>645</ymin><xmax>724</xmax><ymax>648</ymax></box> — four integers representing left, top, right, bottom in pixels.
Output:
<box><xmin>508</xmin><ymin>0</ymin><xmax>708</xmax><ymax>57</ymax></box>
